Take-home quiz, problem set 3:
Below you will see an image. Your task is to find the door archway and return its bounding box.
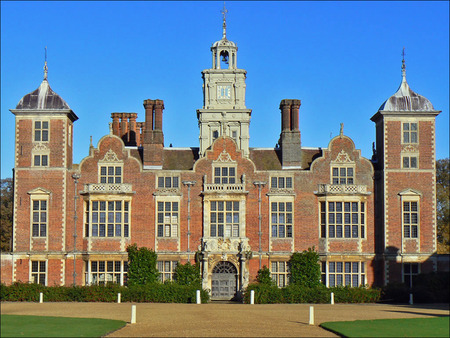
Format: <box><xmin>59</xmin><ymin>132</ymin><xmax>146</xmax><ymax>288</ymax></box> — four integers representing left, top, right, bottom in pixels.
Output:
<box><xmin>211</xmin><ymin>261</ymin><xmax>238</xmax><ymax>300</ymax></box>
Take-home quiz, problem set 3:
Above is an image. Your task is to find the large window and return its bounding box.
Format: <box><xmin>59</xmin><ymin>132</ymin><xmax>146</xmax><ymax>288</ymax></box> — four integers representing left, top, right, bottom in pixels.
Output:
<box><xmin>271</xmin><ymin>261</ymin><xmax>290</xmax><ymax>287</ymax></box>
<box><xmin>34</xmin><ymin>121</ymin><xmax>49</xmax><ymax>142</ymax></box>
<box><xmin>100</xmin><ymin>165</ymin><xmax>122</xmax><ymax>184</ymax></box>
<box><xmin>31</xmin><ymin>261</ymin><xmax>46</xmax><ymax>285</ymax></box>
<box><xmin>157</xmin><ymin>261</ymin><xmax>178</xmax><ymax>283</ymax></box>
<box><xmin>403</xmin><ymin>263</ymin><xmax>419</xmax><ymax>288</ymax></box>
<box><xmin>403</xmin><ymin>122</ymin><xmax>418</xmax><ymax>144</ymax></box>
<box><xmin>403</xmin><ymin>201</ymin><xmax>419</xmax><ymax>238</ymax></box>
<box><xmin>321</xmin><ymin>261</ymin><xmax>366</xmax><ymax>287</ymax></box>
<box><xmin>332</xmin><ymin>167</ymin><xmax>354</xmax><ymax>185</ymax></box>
<box><xmin>210</xmin><ymin>201</ymin><xmax>239</xmax><ymax>237</ymax></box>
<box><xmin>32</xmin><ymin>200</ymin><xmax>47</xmax><ymax>237</ymax></box>
<box><xmin>271</xmin><ymin>202</ymin><xmax>293</xmax><ymax>238</ymax></box>
<box><xmin>214</xmin><ymin>166</ymin><xmax>236</xmax><ymax>184</ymax></box>
<box><xmin>270</xmin><ymin>176</ymin><xmax>293</xmax><ymax>189</ymax></box>
<box><xmin>88</xmin><ymin>260</ymin><xmax>128</xmax><ymax>285</ymax></box>
<box><xmin>85</xmin><ymin>200</ymin><xmax>130</xmax><ymax>238</ymax></box>
<box><xmin>320</xmin><ymin>201</ymin><xmax>365</xmax><ymax>238</ymax></box>
<box><xmin>157</xmin><ymin>201</ymin><xmax>179</xmax><ymax>237</ymax></box>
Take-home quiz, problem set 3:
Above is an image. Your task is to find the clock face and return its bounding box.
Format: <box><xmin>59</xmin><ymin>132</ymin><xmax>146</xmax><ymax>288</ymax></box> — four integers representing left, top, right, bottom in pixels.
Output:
<box><xmin>217</xmin><ymin>85</ymin><xmax>231</xmax><ymax>99</ymax></box>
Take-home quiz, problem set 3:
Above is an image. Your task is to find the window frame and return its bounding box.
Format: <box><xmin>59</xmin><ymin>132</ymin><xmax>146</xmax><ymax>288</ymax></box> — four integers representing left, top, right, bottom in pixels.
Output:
<box><xmin>270</xmin><ymin>199</ymin><xmax>294</xmax><ymax>239</ymax></box>
<box><xmin>99</xmin><ymin>165</ymin><xmax>123</xmax><ymax>184</ymax></box>
<box><xmin>403</xmin><ymin>262</ymin><xmax>420</xmax><ymax>288</ymax></box>
<box><xmin>402</xmin><ymin>155</ymin><xmax>419</xmax><ymax>169</ymax></box>
<box><xmin>87</xmin><ymin>260</ymin><xmax>128</xmax><ymax>286</ymax></box>
<box><xmin>157</xmin><ymin>176</ymin><xmax>180</xmax><ymax>189</ymax></box>
<box><xmin>84</xmin><ymin>199</ymin><xmax>131</xmax><ymax>238</ymax></box>
<box><xmin>209</xmin><ymin>200</ymin><xmax>240</xmax><ymax>238</ymax></box>
<box><xmin>34</xmin><ymin>120</ymin><xmax>49</xmax><ymax>142</ymax></box>
<box><xmin>31</xmin><ymin>198</ymin><xmax>48</xmax><ymax>238</ymax></box>
<box><xmin>331</xmin><ymin>166</ymin><xmax>355</xmax><ymax>185</ymax></box>
<box><xmin>33</xmin><ymin>154</ymin><xmax>49</xmax><ymax>167</ymax></box>
<box><xmin>319</xmin><ymin>199</ymin><xmax>366</xmax><ymax>239</ymax></box>
<box><xmin>321</xmin><ymin>261</ymin><xmax>366</xmax><ymax>287</ymax></box>
<box><xmin>402</xmin><ymin>122</ymin><xmax>418</xmax><ymax>144</ymax></box>
<box><xmin>402</xmin><ymin>200</ymin><xmax>419</xmax><ymax>239</ymax></box>
<box><xmin>31</xmin><ymin>260</ymin><xmax>47</xmax><ymax>285</ymax></box>
<box><xmin>271</xmin><ymin>261</ymin><xmax>290</xmax><ymax>287</ymax></box>
<box><xmin>270</xmin><ymin>176</ymin><xmax>293</xmax><ymax>190</ymax></box>
<box><xmin>213</xmin><ymin>165</ymin><xmax>237</xmax><ymax>185</ymax></box>
<box><xmin>156</xmin><ymin>200</ymin><xmax>179</xmax><ymax>238</ymax></box>
<box><xmin>157</xmin><ymin>260</ymin><xmax>178</xmax><ymax>283</ymax></box>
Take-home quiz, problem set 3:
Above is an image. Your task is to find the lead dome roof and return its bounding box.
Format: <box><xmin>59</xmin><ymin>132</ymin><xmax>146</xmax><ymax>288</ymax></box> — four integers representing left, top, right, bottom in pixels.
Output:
<box><xmin>16</xmin><ymin>78</ymin><xmax>71</xmax><ymax>110</ymax></box>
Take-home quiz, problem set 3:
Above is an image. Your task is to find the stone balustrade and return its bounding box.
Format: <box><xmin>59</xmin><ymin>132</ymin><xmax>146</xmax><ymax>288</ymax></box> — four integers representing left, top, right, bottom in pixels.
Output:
<box><xmin>316</xmin><ymin>184</ymin><xmax>368</xmax><ymax>195</ymax></box>
<box><xmin>203</xmin><ymin>183</ymin><xmax>245</xmax><ymax>192</ymax></box>
<box><xmin>82</xmin><ymin>183</ymin><xmax>133</xmax><ymax>194</ymax></box>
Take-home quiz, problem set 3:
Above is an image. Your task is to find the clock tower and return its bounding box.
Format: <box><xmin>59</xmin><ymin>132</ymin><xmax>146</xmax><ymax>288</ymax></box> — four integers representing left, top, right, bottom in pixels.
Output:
<box><xmin>197</xmin><ymin>6</ymin><xmax>252</xmax><ymax>157</ymax></box>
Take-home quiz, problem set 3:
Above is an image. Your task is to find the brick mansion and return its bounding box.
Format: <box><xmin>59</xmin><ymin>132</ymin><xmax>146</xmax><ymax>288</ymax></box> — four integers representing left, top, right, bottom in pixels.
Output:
<box><xmin>1</xmin><ymin>14</ymin><xmax>443</xmax><ymax>300</ymax></box>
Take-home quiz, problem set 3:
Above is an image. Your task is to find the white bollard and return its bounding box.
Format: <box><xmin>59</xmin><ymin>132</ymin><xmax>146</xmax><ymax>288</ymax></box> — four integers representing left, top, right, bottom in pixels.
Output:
<box><xmin>250</xmin><ymin>290</ymin><xmax>255</xmax><ymax>305</ymax></box>
<box><xmin>196</xmin><ymin>290</ymin><xmax>201</xmax><ymax>304</ymax></box>
<box><xmin>409</xmin><ymin>293</ymin><xmax>413</xmax><ymax>305</ymax></box>
<box><xmin>309</xmin><ymin>306</ymin><xmax>314</xmax><ymax>325</ymax></box>
<box><xmin>330</xmin><ymin>292</ymin><xmax>334</xmax><ymax>305</ymax></box>
<box><xmin>131</xmin><ymin>305</ymin><xmax>136</xmax><ymax>324</ymax></box>
<box><xmin>117</xmin><ymin>293</ymin><xmax>121</xmax><ymax>304</ymax></box>
<box><xmin>39</xmin><ymin>292</ymin><xmax>43</xmax><ymax>303</ymax></box>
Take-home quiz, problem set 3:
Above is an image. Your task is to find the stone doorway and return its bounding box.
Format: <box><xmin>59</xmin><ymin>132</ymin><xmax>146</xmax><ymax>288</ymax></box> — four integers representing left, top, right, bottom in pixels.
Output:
<box><xmin>211</xmin><ymin>261</ymin><xmax>238</xmax><ymax>300</ymax></box>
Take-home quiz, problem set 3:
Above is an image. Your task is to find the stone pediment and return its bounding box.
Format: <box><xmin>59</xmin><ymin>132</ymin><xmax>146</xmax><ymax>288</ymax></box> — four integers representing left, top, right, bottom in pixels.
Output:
<box><xmin>27</xmin><ymin>187</ymin><xmax>51</xmax><ymax>195</ymax></box>
<box><xmin>398</xmin><ymin>188</ymin><xmax>422</xmax><ymax>196</ymax></box>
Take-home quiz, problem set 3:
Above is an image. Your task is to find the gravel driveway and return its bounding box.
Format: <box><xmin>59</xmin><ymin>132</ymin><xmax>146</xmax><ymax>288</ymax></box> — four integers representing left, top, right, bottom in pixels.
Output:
<box><xmin>1</xmin><ymin>302</ymin><xmax>449</xmax><ymax>337</ymax></box>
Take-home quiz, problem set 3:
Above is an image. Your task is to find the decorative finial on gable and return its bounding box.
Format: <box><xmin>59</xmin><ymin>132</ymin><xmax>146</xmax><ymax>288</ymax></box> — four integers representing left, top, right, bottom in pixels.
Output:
<box><xmin>340</xmin><ymin>123</ymin><xmax>344</xmax><ymax>137</ymax></box>
<box><xmin>221</xmin><ymin>2</ymin><xmax>228</xmax><ymax>39</ymax></box>
<box><xmin>43</xmin><ymin>46</ymin><xmax>48</xmax><ymax>81</ymax></box>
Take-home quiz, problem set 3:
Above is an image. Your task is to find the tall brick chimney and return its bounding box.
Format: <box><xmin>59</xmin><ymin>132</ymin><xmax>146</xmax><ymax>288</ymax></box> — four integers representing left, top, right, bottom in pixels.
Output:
<box><xmin>143</xmin><ymin>99</ymin><xmax>165</xmax><ymax>168</ymax></box>
<box><xmin>279</xmin><ymin>99</ymin><xmax>302</xmax><ymax>168</ymax></box>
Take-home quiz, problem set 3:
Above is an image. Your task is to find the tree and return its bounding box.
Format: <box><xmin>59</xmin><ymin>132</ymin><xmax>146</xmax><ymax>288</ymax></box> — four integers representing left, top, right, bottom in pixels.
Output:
<box><xmin>288</xmin><ymin>247</ymin><xmax>321</xmax><ymax>288</ymax></box>
<box><xmin>1</xmin><ymin>178</ymin><xmax>13</xmax><ymax>252</ymax></box>
<box><xmin>436</xmin><ymin>158</ymin><xmax>449</xmax><ymax>253</ymax></box>
<box><xmin>174</xmin><ymin>261</ymin><xmax>202</xmax><ymax>287</ymax></box>
<box><xmin>126</xmin><ymin>244</ymin><xmax>159</xmax><ymax>286</ymax></box>
<box><xmin>256</xmin><ymin>265</ymin><xmax>275</xmax><ymax>285</ymax></box>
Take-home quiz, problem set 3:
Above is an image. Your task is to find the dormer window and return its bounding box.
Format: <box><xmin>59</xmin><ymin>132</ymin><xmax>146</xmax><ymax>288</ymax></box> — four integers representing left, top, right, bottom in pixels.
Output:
<box><xmin>332</xmin><ymin>167</ymin><xmax>354</xmax><ymax>185</ymax></box>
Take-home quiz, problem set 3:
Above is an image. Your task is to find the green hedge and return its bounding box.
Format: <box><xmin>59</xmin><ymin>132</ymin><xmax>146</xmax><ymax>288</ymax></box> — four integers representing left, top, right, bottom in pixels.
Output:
<box><xmin>381</xmin><ymin>272</ymin><xmax>449</xmax><ymax>303</ymax></box>
<box><xmin>0</xmin><ymin>282</ymin><xmax>209</xmax><ymax>303</ymax></box>
<box><xmin>243</xmin><ymin>284</ymin><xmax>381</xmax><ymax>304</ymax></box>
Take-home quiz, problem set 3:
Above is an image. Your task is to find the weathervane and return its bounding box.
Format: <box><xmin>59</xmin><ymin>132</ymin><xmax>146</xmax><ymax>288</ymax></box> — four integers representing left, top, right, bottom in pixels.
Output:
<box><xmin>221</xmin><ymin>2</ymin><xmax>228</xmax><ymax>39</ymax></box>
<box><xmin>401</xmin><ymin>47</ymin><xmax>406</xmax><ymax>78</ymax></box>
<box><xmin>44</xmin><ymin>46</ymin><xmax>48</xmax><ymax>80</ymax></box>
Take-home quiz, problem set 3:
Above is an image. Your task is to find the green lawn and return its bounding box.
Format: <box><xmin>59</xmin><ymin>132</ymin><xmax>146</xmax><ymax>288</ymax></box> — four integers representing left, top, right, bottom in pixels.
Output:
<box><xmin>321</xmin><ymin>316</ymin><xmax>450</xmax><ymax>338</ymax></box>
<box><xmin>1</xmin><ymin>314</ymin><xmax>126</xmax><ymax>337</ymax></box>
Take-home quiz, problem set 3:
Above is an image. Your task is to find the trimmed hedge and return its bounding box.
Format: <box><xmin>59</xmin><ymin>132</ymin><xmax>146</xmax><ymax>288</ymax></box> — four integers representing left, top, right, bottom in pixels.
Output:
<box><xmin>243</xmin><ymin>283</ymin><xmax>381</xmax><ymax>304</ymax></box>
<box><xmin>381</xmin><ymin>272</ymin><xmax>449</xmax><ymax>303</ymax></box>
<box><xmin>0</xmin><ymin>282</ymin><xmax>209</xmax><ymax>303</ymax></box>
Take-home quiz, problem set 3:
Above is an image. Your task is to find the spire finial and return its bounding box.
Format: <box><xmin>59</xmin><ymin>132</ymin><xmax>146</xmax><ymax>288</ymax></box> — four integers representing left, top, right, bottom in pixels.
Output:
<box><xmin>221</xmin><ymin>2</ymin><xmax>228</xmax><ymax>39</ymax></box>
<box><xmin>43</xmin><ymin>46</ymin><xmax>48</xmax><ymax>81</ymax></box>
<box><xmin>401</xmin><ymin>47</ymin><xmax>406</xmax><ymax>80</ymax></box>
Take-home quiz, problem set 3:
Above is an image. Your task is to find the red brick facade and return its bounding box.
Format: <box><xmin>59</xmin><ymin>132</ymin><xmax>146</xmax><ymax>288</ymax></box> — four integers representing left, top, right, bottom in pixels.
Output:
<box><xmin>3</xmin><ymin>38</ymin><xmax>442</xmax><ymax>300</ymax></box>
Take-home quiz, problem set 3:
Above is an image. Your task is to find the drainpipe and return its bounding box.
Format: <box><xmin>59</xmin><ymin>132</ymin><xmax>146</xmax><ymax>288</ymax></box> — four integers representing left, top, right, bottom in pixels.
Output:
<box><xmin>71</xmin><ymin>173</ymin><xmax>81</xmax><ymax>286</ymax></box>
<box><xmin>182</xmin><ymin>181</ymin><xmax>196</xmax><ymax>262</ymax></box>
<box><xmin>253</xmin><ymin>181</ymin><xmax>266</xmax><ymax>270</ymax></box>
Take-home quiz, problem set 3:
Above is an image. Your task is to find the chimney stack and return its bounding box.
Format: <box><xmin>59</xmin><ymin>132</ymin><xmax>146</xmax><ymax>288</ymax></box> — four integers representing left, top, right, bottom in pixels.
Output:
<box><xmin>279</xmin><ymin>99</ymin><xmax>302</xmax><ymax>168</ymax></box>
<box><xmin>143</xmin><ymin>99</ymin><xmax>165</xmax><ymax>168</ymax></box>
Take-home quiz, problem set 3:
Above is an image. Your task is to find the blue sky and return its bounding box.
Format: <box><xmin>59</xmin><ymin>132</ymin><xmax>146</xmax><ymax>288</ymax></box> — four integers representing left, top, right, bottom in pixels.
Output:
<box><xmin>1</xmin><ymin>1</ymin><xmax>449</xmax><ymax>178</ymax></box>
